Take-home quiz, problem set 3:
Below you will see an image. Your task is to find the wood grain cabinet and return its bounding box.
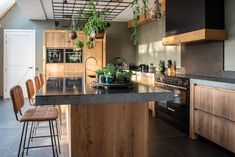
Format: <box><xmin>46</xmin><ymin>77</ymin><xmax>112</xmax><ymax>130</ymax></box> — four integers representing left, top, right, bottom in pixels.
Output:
<box><xmin>43</xmin><ymin>30</ymin><xmax>106</xmax><ymax>78</ymax></box>
<box><xmin>44</xmin><ymin>31</ymin><xmax>65</xmax><ymax>48</ymax></box>
<box><xmin>191</xmin><ymin>83</ymin><xmax>235</xmax><ymax>153</ymax></box>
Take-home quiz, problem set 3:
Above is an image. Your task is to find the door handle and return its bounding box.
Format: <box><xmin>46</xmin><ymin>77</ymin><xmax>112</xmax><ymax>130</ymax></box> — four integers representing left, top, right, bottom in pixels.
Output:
<box><xmin>28</xmin><ymin>66</ymin><xmax>33</xmax><ymax>69</ymax></box>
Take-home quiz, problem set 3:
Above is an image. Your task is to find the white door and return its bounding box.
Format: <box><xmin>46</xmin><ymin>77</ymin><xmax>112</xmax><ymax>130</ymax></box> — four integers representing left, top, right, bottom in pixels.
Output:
<box><xmin>4</xmin><ymin>29</ymin><xmax>35</xmax><ymax>98</ymax></box>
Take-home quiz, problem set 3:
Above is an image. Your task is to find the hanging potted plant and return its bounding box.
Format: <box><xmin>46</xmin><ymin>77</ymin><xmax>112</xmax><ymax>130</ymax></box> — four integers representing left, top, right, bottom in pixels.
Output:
<box><xmin>86</xmin><ymin>40</ymin><xmax>94</xmax><ymax>49</ymax></box>
<box><xmin>74</xmin><ymin>40</ymin><xmax>84</xmax><ymax>50</ymax></box>
<box><xmin>68</xmin><ymin>16</ymin><xmax>78</xmax><ymax>40</ymax></box>
<box><xmin>76</xmin><ymin>0</ymin><xmax>109</xmax><ymax>40</ymax></box>
<box><xmin>69</xmin><ymin>30</ymin><xmax>77</xmax><ymax>40</ymax></box>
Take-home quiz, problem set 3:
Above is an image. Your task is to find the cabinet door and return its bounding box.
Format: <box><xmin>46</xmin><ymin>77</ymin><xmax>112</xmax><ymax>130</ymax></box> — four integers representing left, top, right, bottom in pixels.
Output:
<box><xmin>211</xmin><ymin>116</ymin><xmax>229</xmax><ymax>149</ymax></box>
<box><xmin>194</xmin><ymin>85</ymin><xmax>213</xmax><ymax>113</ymax></box>
<box><xmin>45</xmin><ymin>32</ymin><xmax>65</xmax><ymax>48</ymax></box>
<box><xmin>194</xmin><ymin>110</ymin><xmax>212</xmax><ymax>139</ymax></box>
<box><xmin>64</xmin><ymin>63</ymin><xmax>84</xmax><ymax>77</ymax></box>
<box><xmin>213</xmin><ymin>89</ymin><xmax>235</xmax><ymax>122</ymax></box>
<box><xmin>46</xmin><ymin>63</ymin><xmax>64</xmax><ymax>77</ymax></box>
<box><xmin>228</xmin><ymin>122</ymin><xmax>235</xmax><ymax>153</ymax></box>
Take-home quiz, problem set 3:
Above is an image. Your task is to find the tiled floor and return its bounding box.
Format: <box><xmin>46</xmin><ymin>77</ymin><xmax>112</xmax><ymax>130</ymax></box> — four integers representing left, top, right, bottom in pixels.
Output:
<box><xmin>0</xmin><ymin>98</ymin><xmax>234</xmax><ymax>157</ymax></box>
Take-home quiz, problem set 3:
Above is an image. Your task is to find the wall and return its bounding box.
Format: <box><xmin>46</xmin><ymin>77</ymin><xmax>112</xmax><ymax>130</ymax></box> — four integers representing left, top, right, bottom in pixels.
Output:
<box><xmin>106</xmin><ymin>22</ymin><xmax>135</xmax><ymax>64</ymax></box>
<box><xmin>224</xmin><ymin>0</ymin><xmax>235</xmax><ymax>71</ymax></box>
<box><xmin>137</xmin><ymin>18</ymin><xmax>181</xmax><ymax>67</ymax></box>
<box><xmin>0</xmin><ymin>4</ymin><xmax>55</xmax><ymax>96</ymax></box>
<box><xmin>181</xmin><ymin>41</ymin><xmax>224</xmax><ymax>76</ymax></box>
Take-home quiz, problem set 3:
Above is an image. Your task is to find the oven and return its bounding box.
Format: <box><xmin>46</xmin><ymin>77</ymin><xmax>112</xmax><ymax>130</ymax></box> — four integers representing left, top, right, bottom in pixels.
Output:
<box><xmin>155</xmin><ymin>75</ymin><xmax>190</xmax><ymax>134</ymax></box>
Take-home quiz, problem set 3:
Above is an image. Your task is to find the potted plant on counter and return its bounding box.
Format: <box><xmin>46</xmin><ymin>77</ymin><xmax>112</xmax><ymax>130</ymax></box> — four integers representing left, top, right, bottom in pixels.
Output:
<box><xmin>96</xmin><ymin>69</ymin><xmax>105</xmax><ymax>83</ymax></box>
<box><xmin>116</xmin><ymin>71</ymin><xmax>133</xmax><ymax>84</ymax></box>
<box><xmin>104</xmin><ymin>71</ymin><xmax>115</xmax><ymax>84</ymax></box>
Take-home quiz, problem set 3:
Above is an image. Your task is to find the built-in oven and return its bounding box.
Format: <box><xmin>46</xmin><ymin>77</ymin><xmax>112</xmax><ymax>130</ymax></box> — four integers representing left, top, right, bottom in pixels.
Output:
<box><xmin>155</xmin><ymin>75</ymin><xmax>190</xmax><ymax>134</ymax></box>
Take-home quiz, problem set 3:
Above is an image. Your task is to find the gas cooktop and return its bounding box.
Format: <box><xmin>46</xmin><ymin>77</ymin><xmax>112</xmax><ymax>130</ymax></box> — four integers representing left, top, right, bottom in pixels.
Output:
<box><xmin>155</xmin><ymin>74</ymin><xmax>190</xmax><ymax>87</ymax></box>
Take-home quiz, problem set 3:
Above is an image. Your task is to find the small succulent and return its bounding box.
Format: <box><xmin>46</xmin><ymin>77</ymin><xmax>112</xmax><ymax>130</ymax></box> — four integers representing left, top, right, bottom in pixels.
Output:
<box><xmin>96</xmin><ymin>69</ymin><xmax>104</xmax><ymax>75</ymax></box>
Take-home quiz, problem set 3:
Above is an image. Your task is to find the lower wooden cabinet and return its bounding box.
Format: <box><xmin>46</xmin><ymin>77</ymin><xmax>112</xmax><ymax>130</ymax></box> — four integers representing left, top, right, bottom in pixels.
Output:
<box><xmin>191</xmin><ymin>83</ymin><xmax>235</xmax><ymax>153</ymax></box>
<box><xmin>194</xmin><ymin>110</ymin><xmax>235</xmax><ymax>152</ymax></box>
<box><xmin>194</xmin><ymin>110</ymin><xmax>212</xmax><ymax>139</ymax></box>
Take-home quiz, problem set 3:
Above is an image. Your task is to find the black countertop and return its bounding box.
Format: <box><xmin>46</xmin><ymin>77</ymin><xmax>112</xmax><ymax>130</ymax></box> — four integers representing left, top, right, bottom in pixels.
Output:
<box><xmin>36</xmin><ymin>77</ymin><xmax>173</xmax><ymax>105</ymax></box>
<box><xmin>155</xmin><ymin>73</ymin><xmax>235</xmax><ymax>84</ymax></box>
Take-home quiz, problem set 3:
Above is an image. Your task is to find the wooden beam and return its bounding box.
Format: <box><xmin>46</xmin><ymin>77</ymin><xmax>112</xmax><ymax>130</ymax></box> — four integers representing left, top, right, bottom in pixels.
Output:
<box><xmin>128</xmin><ymin>0</ymin><xmax>166</xmax><ymax>28</ymax></box>
<box><xmin>162</xmin><ymin>29</ymin><xmax>227</xmax><ymax>45</ymax></box>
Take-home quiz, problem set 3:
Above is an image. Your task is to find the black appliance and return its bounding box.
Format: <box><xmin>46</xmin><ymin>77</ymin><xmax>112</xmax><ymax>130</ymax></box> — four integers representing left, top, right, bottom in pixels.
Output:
<box><xmin>139</xmin><ymin>64</ymin><xmax>149</xmax><ymax>72</ymax></box>
<box><xmin>155</xmin><ymin>75</ymin><xmax>190</xmax><ymax>134</ymax></box>
<box><xmin>65</xmin><ymin>49</ymin><xmax>82</xmax><ymax>63</ymax></box>
<box><xmin>47</xmin><ymin>49</ymin><xmax>64</xmax><ymax>63</ymax></box>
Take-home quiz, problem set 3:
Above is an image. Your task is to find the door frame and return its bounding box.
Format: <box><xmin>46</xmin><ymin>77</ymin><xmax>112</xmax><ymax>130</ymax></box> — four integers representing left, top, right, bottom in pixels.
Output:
<box><xmin>3</xmin><ymin>29</ymin><xmax>36</xmax><ymax>99</ymax></box>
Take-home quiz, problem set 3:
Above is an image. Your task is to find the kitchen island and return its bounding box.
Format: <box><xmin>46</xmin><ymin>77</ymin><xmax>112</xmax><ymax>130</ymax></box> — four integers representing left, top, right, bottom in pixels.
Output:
<box><xmin>36</xmin><ymin>77</ymin><xmax>173</xmax><ymax>157</ymax></box>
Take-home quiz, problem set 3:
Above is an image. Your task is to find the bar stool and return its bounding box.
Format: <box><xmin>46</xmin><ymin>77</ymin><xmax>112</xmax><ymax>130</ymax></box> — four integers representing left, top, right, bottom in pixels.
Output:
<box><xmin>34</xmin><ymin>76</ymin><xmax>41</xmax><ymax>92</ymax></box>
<box><xmin>39</xmin><ymin>73</ymin><xmax>45</xmax><ymax>87</ymax></box>
<box><xmin>25</xmin><ymin>79</ymin><xmax>61</xmax><ymax>153</ymax></box>
<box><xmin>10</xmin><ymin>85</ymin><xmax>60</xmax><ymax>157</ymax></box>
<box><xmin>26</xmin><ymin>79</ymin><xmax>36</xmax><ymax>106</ymax></box>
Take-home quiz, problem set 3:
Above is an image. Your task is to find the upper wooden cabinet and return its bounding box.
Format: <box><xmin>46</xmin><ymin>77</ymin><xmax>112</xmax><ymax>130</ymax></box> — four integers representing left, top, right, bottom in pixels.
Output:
<box><xmin>44</xmin><ymin>30</ymin><xmax>65</xmax><ymax>48</ymax></box>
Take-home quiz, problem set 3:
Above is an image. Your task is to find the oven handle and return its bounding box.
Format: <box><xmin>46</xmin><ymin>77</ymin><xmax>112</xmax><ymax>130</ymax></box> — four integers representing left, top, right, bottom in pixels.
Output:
<box><xmin>167</xmin><ymin>84</ymin><xmax>188</xmax><ymax>90</ymax></box>
<box><xmin>155</xmin><ymin>82</ymin><xmax>187</xmax><ymax>90</ymax></box>
<box><xmin>167</xmin><ymin>107</ymin><xmax>175</xmax><ymax>112</ymax></box>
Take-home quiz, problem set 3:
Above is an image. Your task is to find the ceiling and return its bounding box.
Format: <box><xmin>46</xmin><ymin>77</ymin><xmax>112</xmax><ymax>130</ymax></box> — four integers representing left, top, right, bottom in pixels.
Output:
<box><xmin>16</xmin><ymin>0</ymin><xmax>157</xmax><ymax>27</ymax></box>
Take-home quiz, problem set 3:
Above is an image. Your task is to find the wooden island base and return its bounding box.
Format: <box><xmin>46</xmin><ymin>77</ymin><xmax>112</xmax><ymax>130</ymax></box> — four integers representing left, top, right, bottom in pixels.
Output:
<box><xmin>68</xmin><ymin>102</ymin><xmax>149</xmax><ymax>157</ymax></box>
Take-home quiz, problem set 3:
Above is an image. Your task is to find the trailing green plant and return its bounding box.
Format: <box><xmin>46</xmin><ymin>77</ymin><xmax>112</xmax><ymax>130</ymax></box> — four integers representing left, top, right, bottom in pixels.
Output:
<box><xmin>74</xmin><ymin>40</ymin><xmax>84</xmax><ymax>49</ymax></box>
<box><xmin>130</xmin><ymin>0</ymin><xmax>162</xmax><ymax>45</ymax></box>
<box><xmin>76</xmin><ymin>0</ymin><xmax>109</xmax><ymax>39</ymax></box>
<box><xmin>131</xmin><ymin>0</ymin><xmax>140</xmax><ymax>45</ymax></box>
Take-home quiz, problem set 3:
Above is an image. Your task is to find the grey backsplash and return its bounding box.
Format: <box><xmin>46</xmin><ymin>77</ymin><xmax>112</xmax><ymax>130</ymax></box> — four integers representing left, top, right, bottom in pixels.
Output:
<box><xmin>181</xmin><ymin>41</ymin><xmax>224</xmax><ymax>77</ymax></box>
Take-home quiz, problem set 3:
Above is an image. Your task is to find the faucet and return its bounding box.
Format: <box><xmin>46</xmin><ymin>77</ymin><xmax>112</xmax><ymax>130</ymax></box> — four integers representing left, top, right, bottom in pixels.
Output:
<box><xmin>84</xmin><ymin>56</ymin><xmax>98</xmax><ymax>82</ymax></box>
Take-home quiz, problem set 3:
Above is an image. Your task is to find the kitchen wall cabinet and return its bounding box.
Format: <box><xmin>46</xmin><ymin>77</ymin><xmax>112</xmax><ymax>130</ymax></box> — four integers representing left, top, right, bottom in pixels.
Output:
<box><xmin>190</xmin><ymin>83</ymin><xmax>235</xmax><ymax>153</ymax></box>
<box><xmin>43</xmin><ymin>30</ymin><xmax>106</xmax><ymax>78</ymax></box>
<box><xmin>44</xmin><ymin>30</ymin><xmax>65</xmax><ymax>48</ymax></box>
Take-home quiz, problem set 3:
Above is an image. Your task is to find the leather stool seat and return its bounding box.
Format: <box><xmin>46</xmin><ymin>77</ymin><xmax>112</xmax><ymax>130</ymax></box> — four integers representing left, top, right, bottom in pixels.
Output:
<box><xmin>20</xmin><ymin>107</ymin><xmax>58</xmax><ymax>122</ymax></box>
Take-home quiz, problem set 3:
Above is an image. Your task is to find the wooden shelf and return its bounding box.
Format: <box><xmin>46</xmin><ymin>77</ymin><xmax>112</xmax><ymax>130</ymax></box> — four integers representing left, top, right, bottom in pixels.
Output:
<box><xmin>162</xmin><ymin>29</ymin><xmax>227</xmax><ymax>45</ymax></box>
<box><xmin>127</xmin><ymin>0</ymin><xmax>165</xmax><ymax>28</ymax></box>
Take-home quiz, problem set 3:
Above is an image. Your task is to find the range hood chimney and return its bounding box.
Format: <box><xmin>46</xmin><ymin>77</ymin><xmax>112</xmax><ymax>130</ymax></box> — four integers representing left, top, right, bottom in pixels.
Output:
<box><xmin>162</xmin><ymin>0</ymin><xmax>226</xmax><ymax>45</ymax></box>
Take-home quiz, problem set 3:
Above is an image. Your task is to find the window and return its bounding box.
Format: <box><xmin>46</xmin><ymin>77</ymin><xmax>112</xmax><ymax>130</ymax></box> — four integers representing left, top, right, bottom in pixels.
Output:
<box><xmin>0</xmin><ymin>0</ymin><xmax>15</xmax><ymax>19</ymax></box>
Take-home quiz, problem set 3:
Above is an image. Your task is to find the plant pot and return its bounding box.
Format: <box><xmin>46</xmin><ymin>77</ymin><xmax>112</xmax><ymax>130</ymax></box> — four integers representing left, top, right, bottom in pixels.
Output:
<box><xmin>106</xmin><ymin>77</ymin><xmax>115</xmax><ymax>84</ymax></box>
<box><xmin>116</xmin><ymin>78</ymin><xmax>125</xmax><ymax>84</ymax></box>
<box><xmin>99</xmin><ymin>75</ymin><xmax>106</xmax><ymax>83</ymax></box>
<box><xmin>96</xmin><ymin>74</ymin><xmax>99</xmax><ymax>82</ymax></box>
<box><xmin>95</xmin><ymin>32</ymin><xmax>104</xmax><ymax>39</ymax></box>
<box><xmin>69</xmin><ymin>31</ymin><xmax>77</xmax><ymax>40</ymax></box>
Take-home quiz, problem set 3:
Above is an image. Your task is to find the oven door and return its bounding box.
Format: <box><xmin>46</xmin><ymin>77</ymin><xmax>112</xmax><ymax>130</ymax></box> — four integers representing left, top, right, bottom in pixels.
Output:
<box><xmin>155</xmin><ymin>82</ymin><xmax>189</xmax><ymax>116</ymax></box>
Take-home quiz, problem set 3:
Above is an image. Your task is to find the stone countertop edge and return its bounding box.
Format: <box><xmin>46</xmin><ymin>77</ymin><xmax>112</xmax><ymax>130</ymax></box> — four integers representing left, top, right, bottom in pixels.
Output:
<box><xmin>190</xmin><ymin>78</ymin><xmax>235</xmax><ymax>90</ymax></box>
<box><xmin>36</xmin><ymin>92</ymin><xmax>173</xmax><ymax>105</ymax></box>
